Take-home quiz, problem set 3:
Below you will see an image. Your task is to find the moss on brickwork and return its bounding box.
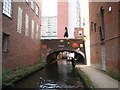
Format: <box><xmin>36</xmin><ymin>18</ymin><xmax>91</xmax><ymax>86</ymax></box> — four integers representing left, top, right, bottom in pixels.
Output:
<box><xmin>76</xmin><ymin>67</ymin><xmax>95</xmax><ymax>90</ymax></box>
<box><xmin>2</xmin><ymin>61</ymin><xmax>45</xmax><ymax>88</ymax></box>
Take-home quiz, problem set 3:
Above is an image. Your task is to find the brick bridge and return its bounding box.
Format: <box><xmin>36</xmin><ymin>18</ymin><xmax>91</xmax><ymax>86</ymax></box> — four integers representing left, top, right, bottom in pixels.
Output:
<box><xmin>40</xmin><ymin>39</ymin><xmax>86</xmax><ymax>64</ymax></box>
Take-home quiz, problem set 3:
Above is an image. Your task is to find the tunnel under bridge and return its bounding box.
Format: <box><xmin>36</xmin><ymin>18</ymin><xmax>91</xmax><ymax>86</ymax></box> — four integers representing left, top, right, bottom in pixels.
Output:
<box><xmin>40</xmin><ymin>39</ymin><xmax>86</xmax><ymax>65</ymax></box>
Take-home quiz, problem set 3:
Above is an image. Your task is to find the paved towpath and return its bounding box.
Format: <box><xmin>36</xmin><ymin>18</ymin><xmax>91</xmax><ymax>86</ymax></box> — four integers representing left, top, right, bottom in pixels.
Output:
<box><xmin>76</xmin><ymin>65</ymin><xmax>119</xmax><ymax>89</ymax></box>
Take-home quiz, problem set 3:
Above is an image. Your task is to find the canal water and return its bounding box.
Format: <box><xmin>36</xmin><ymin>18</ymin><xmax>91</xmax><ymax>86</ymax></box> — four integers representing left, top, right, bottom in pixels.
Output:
<box><xmin>9</xmin><ymin>60</ymin><xmax>87</xmax><ymax>89</ymax></box>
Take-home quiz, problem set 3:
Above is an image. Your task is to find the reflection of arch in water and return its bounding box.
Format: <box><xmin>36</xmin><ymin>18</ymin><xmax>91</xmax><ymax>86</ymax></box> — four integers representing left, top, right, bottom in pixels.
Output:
<box><xmin>46</xmin><ymin>50</ymin><xmax>86</xmax><ymax>64</ymax></box>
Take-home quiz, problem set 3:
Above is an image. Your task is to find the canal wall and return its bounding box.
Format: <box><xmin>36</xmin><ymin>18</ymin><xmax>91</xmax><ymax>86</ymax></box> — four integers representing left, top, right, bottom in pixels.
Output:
<box><xmin>2</xmin><ymin>61</ymin><xmax>45</xmax><ymax>88</ymax></box>
<box><xmin>76</xmin><ymin>67</ymin><xmax>94</xmax><ymax>89</ymax></box>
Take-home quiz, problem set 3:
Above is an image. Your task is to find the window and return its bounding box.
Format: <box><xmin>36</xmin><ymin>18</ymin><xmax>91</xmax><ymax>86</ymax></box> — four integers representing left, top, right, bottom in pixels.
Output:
<box><xmin>31</xmin><ymin>0</ymin><xmax>34</xmax><ymax>10</ymax></box>
<box><xmin>39</xmin><ymin>28</ymin><xmax>41</xmax><ymax>39</ymax></box>
<box><xmin>25</xmin><ymin>14</ymin><xmax>29</xmax><ymax>36</ymax></box>
<box><xmin>3</xmin><ymin>0</ymin><xmax>12</xmax><ymax>17</ymax></box>
<box><xmin>94</xmin><ymin>23</ymin><xmax>96</xmax><ymax>32</ymax></box>
<box><xmin>36</xmin><ymin>24</ymin><xmax>39</xmax><ymax>39</ymax></box>
<box><xmin>90</xmin><ymin>22</ymin><xmax>94</xmax><ymax>31</ymax></box>
<box><xmin>17</xmin><ymin>7</ymin><xmax>22</xmax><ymax>33</ymax></box>
<box><xmin>99</xmin><ymin>6</ymin><xmax>105</xmax><ymax>40</ymax></box>
<box><xmin>99</xmin><ymin>26</ymin><xmax>104</xmax><ymax>40</ymax></box>
<box><xmin>31</xmin><ymin>20</ymin><xmax>34</xmax><ymax>39</ymax></box>
<box><xmin>83</xmin><ymin>17</ymin><xmax>85</xmax><ymax>26</ymax></box>
<box><xmin>26</xmin><ymin>0</ymin><xmax>29</xmax><ymax>3</ymax></box>
<box><xmin>2</xmin><ymin>33</ymin><xmax>9</xmax><ymax>52</ymax></box>
<box><xmin>53</xmin><ymin>32</ymin><xmax>56</xmax><ymax>33</ymax></box>
<box><xmin>78</xmin><ymin>31</ymin><xmax>82</xmax><ymax>36</ymax></box>
<box><xmin>36</xmin><ymin>5</ymin><xmax>39</xmax><ymax>16</ymax></box>
<box><xmin>91</xmin><ymin>22</ymin><xmax>96</xmax><ymax>32</ymax></box>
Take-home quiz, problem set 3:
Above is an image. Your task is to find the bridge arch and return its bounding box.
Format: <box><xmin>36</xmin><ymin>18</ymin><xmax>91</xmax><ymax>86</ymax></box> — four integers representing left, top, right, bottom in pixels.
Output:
<box><xmin>46</xmin><ymin>49</ymin><xmax>86</xmax><ymax>64</ymax></box>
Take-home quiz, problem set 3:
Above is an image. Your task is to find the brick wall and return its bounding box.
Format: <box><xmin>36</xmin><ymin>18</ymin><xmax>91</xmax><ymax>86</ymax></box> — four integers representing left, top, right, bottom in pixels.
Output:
<box><xmin>89</xmin><ymin>2</ymin><xmax>119</xmax><ymax>73</ymax></box>
<box><xmin>2</xmin><ymin>1</ymin><xmax>41</xmax><ymax>69</ymax></box>
<box><xmin>40</xmin><ymin>39</ymin><xmax>85</xmax><ymax>60</ymax></box>
<box><xmin>74</xmin><ymin>28</ymin><xmax>84</xmax><ymax>39</ymax></box>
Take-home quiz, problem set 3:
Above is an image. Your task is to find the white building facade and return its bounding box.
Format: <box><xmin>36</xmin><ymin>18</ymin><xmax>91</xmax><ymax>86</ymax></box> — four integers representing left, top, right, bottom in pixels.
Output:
<box><xmin>41</xmin><ymin>16</ymin><xmax>57</xmax><ymax>39</ymax></box>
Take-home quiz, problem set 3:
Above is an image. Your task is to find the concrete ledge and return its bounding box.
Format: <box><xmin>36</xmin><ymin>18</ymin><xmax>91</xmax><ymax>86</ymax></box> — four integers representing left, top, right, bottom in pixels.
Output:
<box><xmin>76</xmin><ymin>65</ymin><xmax>119</xmax><ymax>89</ymax></box>
<box><xmin>76</xmin><ymin>66</ymin><xmax>95</xmax><ymax>90</ymax></box>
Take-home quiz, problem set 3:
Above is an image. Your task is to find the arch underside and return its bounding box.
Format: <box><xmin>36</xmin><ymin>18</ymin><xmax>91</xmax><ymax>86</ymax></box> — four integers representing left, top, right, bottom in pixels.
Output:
<box><xmin>46</xmin><ymin>50</ymin><xmax>86</xmax><ymax>64</ymax></box>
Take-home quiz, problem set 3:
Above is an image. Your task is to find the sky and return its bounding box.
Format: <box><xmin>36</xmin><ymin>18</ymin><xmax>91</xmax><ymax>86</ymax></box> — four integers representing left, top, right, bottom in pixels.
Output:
<box><xmin>41</xmin><ymin>0</ymin><xmax>87</xmax><ymax>17</ymax></box>
<box><xmin>41</xmin><ymin>0</ymin><xmax>58</xmax><ymax>16</ymax></box>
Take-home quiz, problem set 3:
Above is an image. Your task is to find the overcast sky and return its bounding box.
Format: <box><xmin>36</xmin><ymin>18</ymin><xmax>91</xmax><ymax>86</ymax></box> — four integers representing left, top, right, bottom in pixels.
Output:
<box><xmin>41</xmin><ymin>0</ymin><xmax>58</xmax><ymax>16</ymax></box>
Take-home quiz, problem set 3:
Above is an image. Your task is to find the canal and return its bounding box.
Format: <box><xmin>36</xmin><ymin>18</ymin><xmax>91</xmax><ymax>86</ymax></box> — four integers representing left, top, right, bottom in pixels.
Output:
<box><xmin>7</xmin><ymin>60</ymin><xmax>87</xmax><ymax>89</ymax></box>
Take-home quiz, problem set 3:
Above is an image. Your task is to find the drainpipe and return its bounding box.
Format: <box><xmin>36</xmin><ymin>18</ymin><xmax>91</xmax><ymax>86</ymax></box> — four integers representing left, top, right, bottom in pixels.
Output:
<box><xmin>0</xmin><ymin>1</ymin><xmax>2</xmax><ymax>89</ymax></box>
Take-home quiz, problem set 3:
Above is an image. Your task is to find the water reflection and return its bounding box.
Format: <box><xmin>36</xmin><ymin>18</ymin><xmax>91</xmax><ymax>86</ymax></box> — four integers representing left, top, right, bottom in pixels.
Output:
<box><xmin>10</xmin><ymin>60</ymin><xmax>86</xmax><ymax>89</ymax></box>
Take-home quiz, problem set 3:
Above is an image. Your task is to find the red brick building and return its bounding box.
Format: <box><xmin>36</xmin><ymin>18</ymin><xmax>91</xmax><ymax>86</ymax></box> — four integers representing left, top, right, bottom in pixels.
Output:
<box><xmin>74</xmin><ymin>28</ymin><xmax>84</xmax><ymax>39</ymax></box>
<box><xmin>58</xmin><ymin>0</ymin><xmax>68</xmax><ymax>39</ymax></box>
<box><xmin>89</xmin><ymin>2</ymin><xmax>120</xmax><ymax>79</ymax></box>
<box><xmin>2</xmin><ymin>0</ymin><xmax>41</xmax><ymax>69</ymax></box>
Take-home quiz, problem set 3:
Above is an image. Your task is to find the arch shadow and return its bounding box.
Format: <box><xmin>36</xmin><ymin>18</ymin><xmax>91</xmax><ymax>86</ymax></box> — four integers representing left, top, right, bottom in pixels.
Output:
<box><xmin>46</xmin><ymin>49</ymin><xmax>86</xmax><ymax>65</ymax></box>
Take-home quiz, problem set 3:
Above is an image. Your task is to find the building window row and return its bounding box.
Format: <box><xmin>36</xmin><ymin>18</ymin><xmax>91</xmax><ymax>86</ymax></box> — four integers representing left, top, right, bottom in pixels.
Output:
<box><xmin>3</xmin><ymin>0</ymin><xmax>39</xmax><ymax>18</ymax></box>
<box><xmin>17</xmin><ymin>7</ymin><xmax>40</xmax><ymax>40</ymax></box>
<box><xmin>90</xmin><ymin>6</ymin><xmax>105</xmax><ymax>41</ymax></box>
<box><xmin>2</xmin><ymin>1</ymin><xmax>40</xmax><ymax>39</ymax></box>
<box><xmin>29</xmin><ymin>0</ymin><xmax>39</xmax><ymax>16</ymax></box>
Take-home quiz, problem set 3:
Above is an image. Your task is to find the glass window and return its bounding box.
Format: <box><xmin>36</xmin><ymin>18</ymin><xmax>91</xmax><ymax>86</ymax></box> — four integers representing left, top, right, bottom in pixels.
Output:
<box><xmin>36</xmin><ymin>5</ymin><xmax>39</xmax><ymax>16</ymax></box>
<box><xmin>36</xmin><ymin>24</ymin><xmax>39</xmax><ymax>39</ymax></box>
<box><xmin>39</xmin><ymin>27</ymin><xmax>41</xmax><ymax>39</ymax></box>
<box><xmin>100</xmin><ymin>6</ymin><xmax>105</xmax><ymax>40</ymax></box>
<box><xmin>26</xmin><ymin>0</ymin><xmax>29</xmax><ymax>3</ymax></box>
<box><xmin>94</xmin><ymin>23</ymin><xmax>96</xmax><ymax>32</ymax></box>
<box><xmin>31</xmin><ymin>0</ymin><xmax>34</xmax><ymax>10</ymax></box>
<box><xmin>31</xmin><ymin>20</ymin><xmax>34</xmax><ymax>39</ymax></box>
<box><xmin>25</xmin><ymin>14</ymin><xmax>29</xmax><ymax>36</ymax></box>
<box><xmin>3</xmin><ymin>0</ymin><xmax>12</xmax><ymax>17</ymax></box>
<box><xmin>17</xmin><ymin>7</ymin><xmax>23</xmax><ymax>33</ymax></box>
<box><xmin>90</xmin><ymin>22</ymin><xmax>94</xmax><ymax>31</ymax></box>
<box><xmin>2</xmin><ymin>33</ymin><xmax>9</xmax><ymax>52</ymax></box>
<box><xmin>78</xmin><ymin>31</ymin><xmax>82</xmax><ymax>36</ymax></box>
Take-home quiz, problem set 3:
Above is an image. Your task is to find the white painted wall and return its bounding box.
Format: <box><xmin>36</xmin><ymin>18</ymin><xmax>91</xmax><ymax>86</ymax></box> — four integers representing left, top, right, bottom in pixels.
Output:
<box><xmin>41</xmin><ymin>16</ymin><xmax>58</xmax><ymax>39</ymax></box>
<box><xmin>79</xmin><ymin>0</ymin><xmax>90</xmax><ymax>66</ymax></box>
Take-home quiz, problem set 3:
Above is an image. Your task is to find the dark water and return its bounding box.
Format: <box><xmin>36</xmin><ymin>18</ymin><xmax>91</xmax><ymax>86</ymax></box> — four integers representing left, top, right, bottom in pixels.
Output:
<box><xmin>9</xmin><ymin>60</ymin><xmax>87</xmax><ymax>89</ymax></box>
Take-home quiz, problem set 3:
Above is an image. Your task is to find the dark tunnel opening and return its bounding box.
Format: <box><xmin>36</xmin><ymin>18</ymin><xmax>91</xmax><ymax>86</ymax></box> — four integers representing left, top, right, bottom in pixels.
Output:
<box><xmin>46</xmin><ymin>50</ymin><xmax>86</xmax><ymax>65</ymax></box>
